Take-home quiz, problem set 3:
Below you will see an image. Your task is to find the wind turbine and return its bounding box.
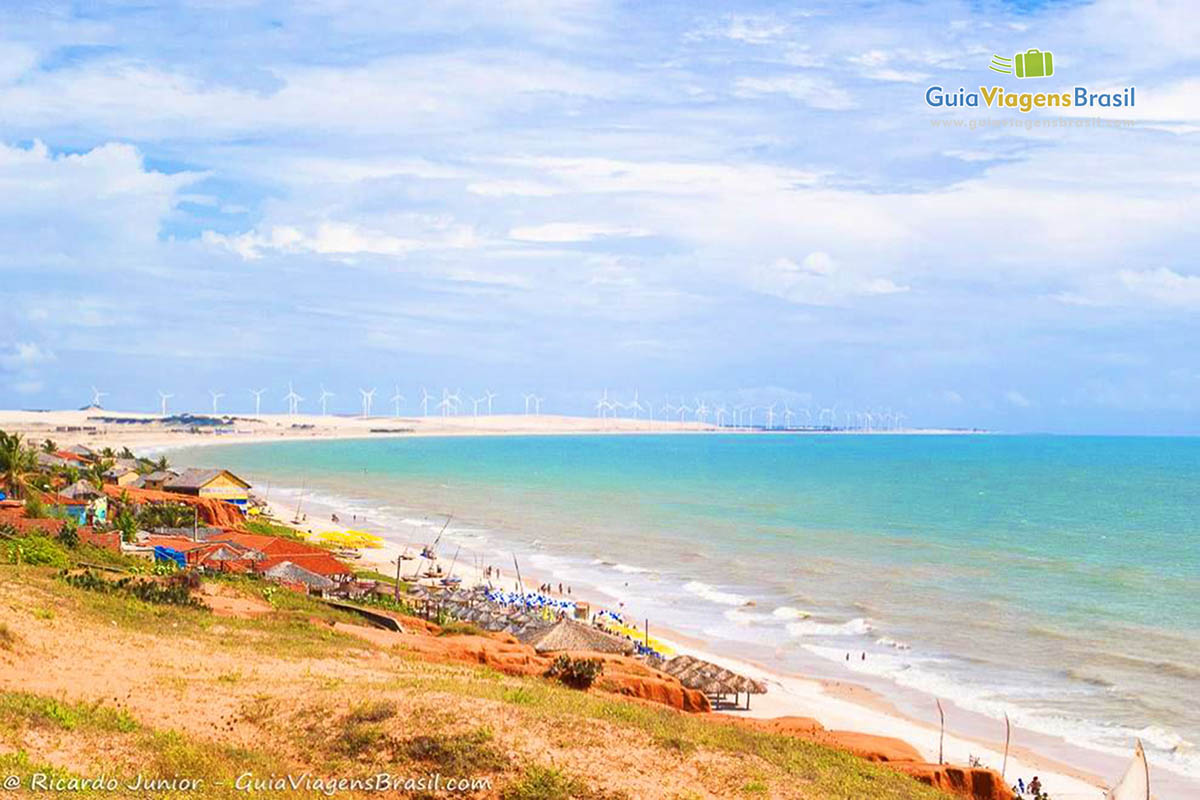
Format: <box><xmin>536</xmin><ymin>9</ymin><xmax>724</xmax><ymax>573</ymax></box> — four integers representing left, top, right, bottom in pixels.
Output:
<box><xmin>249</xmin><ymin>388</ymin><xmax>266</xmax><ymax>415</ymax></box>
<box><xmin>595</xmin><ymin>389</ymin><xmax>613</xmax><ymax>418</ymax></box>
<box><xmin>157</xmin><ymin>391</ymin><xmax>173</xmax><ymax>417</ymax></box>
<box><xmin>522</xmin><ymin>393</ymin><xmax>536</xmax><ymax>415</ymax></box>
<box><xmin>766</xmin><ymin>403</ymin><xmax>777</xmax><ymax>429</ymax></box>
<box><xmin>209</xmin><ymin>390</ymin><xmax>224</xmax><ymax>414</ymax></box>
<box><xmin>628</xmin><ymin>390</ymin><xmax>644</xmax><ymax>419</ymax></box>
<box><xmin>483</xmin><ymin>390</ymin><xmax>496</xmax><ymax>415</ymax></box>
<box><xmin>715</xmin><ymin>405</ymin><xmax>728</xmax><ymax>427</ymax></box>
<box><xmin>90</xmin><ymin>386</ymin><xmax>108</xmax><ymax>408</ymax></box>
<box><xmin>359</xmin><ymin>387</ymin><xmax>376</xmax><ymax>418</ymax></box>
<box><xmin>533</xmin><ymin>396</ymin><xmax>544</xmax><ymax>415</ymax></box>
<box><xmin>783</xmin><ymin>404</ymin><xmax>795</xmax><ymax>429</ymax></box>
<box><xmin>319</xmin><ymin>385</ymin><xmax>335</xmax><ymax>416</ymax></box>
<box><xmin>437</xmin><ymin>388</ymin><xmax>458</xmax><ymax>417</ymax></box>
<box><xmin>472</xmin><ymin>396</ymin><xmax>485</xmax><ymax>416</ymax></box>
<box><xmin>420</xmin><ymin>387</ymin><xmax>433</xmax><ymax>416</ymax></box>
<box><xmin>390</xmin><ymin>386</ymin><xmax>405</xmax><ymax>417</ymax></box>
<box><xmin>284</xmin><ymin>383</ymin><xmax>303</xmax><ymax>416</ymax></box>
<box><xmin>694</xmin><ymin>398</ymin><xmax>709</xmax><ymax>423</ymax></box>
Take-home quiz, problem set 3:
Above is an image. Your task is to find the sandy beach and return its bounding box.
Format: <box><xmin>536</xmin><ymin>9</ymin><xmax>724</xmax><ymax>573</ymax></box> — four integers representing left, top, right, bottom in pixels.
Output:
<box><xmin>258</xmin><ymin>487</ymin><xmax>1111</xmax><ymax>800</ymax></box>
<box><xmin>0</xmin><ymin>407</ymin><xmax>1121</xmax><ymax>798</ymax></box>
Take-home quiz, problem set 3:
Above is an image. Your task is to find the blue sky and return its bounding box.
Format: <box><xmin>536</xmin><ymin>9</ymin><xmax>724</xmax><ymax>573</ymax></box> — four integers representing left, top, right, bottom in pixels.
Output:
<box><xmin>0</xmin><ymin>0</ymin><xmax>1197</xmax><ymax>433</ymax></box>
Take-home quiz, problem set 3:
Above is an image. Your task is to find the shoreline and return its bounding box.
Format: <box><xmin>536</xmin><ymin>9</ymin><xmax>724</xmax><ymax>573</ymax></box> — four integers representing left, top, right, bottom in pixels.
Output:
<box><xmin>3</xmin><ymin>408</ymin><xmax>1177</xmax><ymax>798</ymax></box>
<box><xmin>249</xmin><ymin>481</ymin><xmax>1117</xmax><ymax>800</ymax></box>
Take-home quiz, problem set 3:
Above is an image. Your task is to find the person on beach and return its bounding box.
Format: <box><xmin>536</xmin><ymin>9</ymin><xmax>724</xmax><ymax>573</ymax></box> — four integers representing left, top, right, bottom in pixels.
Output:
<box><xmin>1016</xmin><ymin>777</ymin><xmax>1025</xmax><ymax>795</ymax></box>
<box><xmin>1027</xmin><ymin>776</ymin><xmax>1040</xmax><ymax>795</ymax></box>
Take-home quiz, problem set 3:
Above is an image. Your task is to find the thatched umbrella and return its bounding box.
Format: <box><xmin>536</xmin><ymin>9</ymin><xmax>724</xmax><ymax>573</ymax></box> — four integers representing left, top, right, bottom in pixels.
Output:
<box><xmin>658</xmin><ymin>655</ymin><xmax>766</xmax><ymax>701</ymax></box>
<box><xmin>520</xmin><ymin>618</ymin><xmax>634</xmax><ymax>655</ymax></box>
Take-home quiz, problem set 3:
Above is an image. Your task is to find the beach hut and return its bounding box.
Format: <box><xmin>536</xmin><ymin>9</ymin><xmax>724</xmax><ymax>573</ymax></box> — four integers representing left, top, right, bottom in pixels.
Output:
<box><xmin>164</xmin><ymin>468</ymin><xmax>251</xmax><ymax>510</ymax></box>
<box><xmin>520</xmin><ymin>618</ymin><xmax>635</xmax><ymax>655</ymax></box>
<box><xmin>658</xmin><ymin>655</ymin><xmax>766</xmax><ymax>710</ymax></box>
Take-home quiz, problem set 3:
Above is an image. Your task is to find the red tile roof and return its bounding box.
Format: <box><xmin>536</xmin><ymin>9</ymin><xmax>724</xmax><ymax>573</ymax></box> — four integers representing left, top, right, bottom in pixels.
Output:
<box><xmin>257</xmin><ymin>552</ymin><xmax>352</xmax><ymax>579</ymax></box>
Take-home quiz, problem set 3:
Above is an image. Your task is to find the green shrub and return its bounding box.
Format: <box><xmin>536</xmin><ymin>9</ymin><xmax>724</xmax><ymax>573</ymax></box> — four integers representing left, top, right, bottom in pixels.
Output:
<box><xmin>23</xmin><ymin>494</ymin><xmax>47</xmax><ymax>519</ymax></box>
<box><xmin>61</xmin><ymin>570</ymin><xmax>206</xmax><ymax>609</ymax></box>
<box><xmin>3</xmin><ymin>535</ymin><xmax>70</xmax><ymax>568</ymax></box>
<box><xmin>402</xmin><ymin>728</ymin><xmax>507</xmax><ymax>774</ymax></box>
<box><xmin>502</xmin><ymin>765</ymin><xmax>598</xmax><ymax>800</ymax></box>
<box><xmin>346</xmin><ymin>700</ymin><xmax>397</xmax><ymax>725</ymax></box>
<box><xmin>545</xmin><ymin>655</ymin><xmax>604</xmax><ymax>690</ymax></box>
<box><xmin>57</xmin><ymin>518</ymin><xmax>79</xmax><ymax>549</ymax></box>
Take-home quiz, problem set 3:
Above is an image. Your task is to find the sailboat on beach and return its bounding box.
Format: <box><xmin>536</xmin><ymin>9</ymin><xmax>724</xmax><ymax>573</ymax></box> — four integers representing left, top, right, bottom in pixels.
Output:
<box><xmin>420</xmin><ymin>515</ymin><xmax>452</xmax><ymax>561</ymax></box>
<box><xmin>1105</xmin><ymin>740</ymin><xmax>1150</xmax><ymax>800</ymax></box>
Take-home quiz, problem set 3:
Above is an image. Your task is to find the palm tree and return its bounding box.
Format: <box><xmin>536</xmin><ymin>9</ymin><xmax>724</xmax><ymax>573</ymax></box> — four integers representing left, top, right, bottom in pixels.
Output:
<box><xmin>41</xmin><ymin>438</ymin><xmax>57</xmax><ymax>454</ymax></box>
<box><xmin>155</xmin><ymin>455</ymin><xmax>170</xmax><ymax>472</ymax></box>
<box><xmin>0</xmin><ymin>430</ymin><xmax>37</xmax><ymax>499</ymax></box>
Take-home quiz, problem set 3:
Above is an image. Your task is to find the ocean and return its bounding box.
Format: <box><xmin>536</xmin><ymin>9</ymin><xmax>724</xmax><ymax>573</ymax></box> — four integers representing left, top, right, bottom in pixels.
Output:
<box><xmin>173</xmin><ymin>433</ymin><xmax>1200</xmax><ymax>784</ymax></box>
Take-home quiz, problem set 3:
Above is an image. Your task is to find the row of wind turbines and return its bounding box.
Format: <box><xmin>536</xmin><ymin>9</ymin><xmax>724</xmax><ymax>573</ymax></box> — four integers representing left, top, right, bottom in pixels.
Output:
<box><xmin>109</xmin><ymin>385</ymin><xmax>529</xmax><ymax>419</ymax></box>
<box><xmin>86</xmin><ymin>385</ymin><xmax>906</xmax><ymax>430</ymax></box>
<box><xmin>591</xmin><ymin>390</ymin><xmax>908</xmax><ymax>431</ymax></box>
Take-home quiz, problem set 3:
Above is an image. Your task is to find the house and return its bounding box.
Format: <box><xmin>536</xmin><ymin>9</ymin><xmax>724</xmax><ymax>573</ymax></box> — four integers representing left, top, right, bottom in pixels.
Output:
<box><xmin>60</xmin><ymin>479</ymin><xmax>102</xmax><ymax>501</ymax></box>
<box><xmin>260</xmin><ymin>560</ymin><xmax>336</xmax><ymax>592</ymax></box>
<box><xmin>36</xmin><ymin>452</ymin><xmax>72</xmax><ymax>470</ymax></box>
<box><xmin>138</xmin><ymin>470</ymin><xmax>178</xmax><ymax>491</ymax></box>
<box><xmin>164</xmin><ymin>469</ymin><xmax>251</xmax><ymax>510</ymax></box>
<box><xmin>102</xmin><ymin>465</ymin><xmax>140</xmax><ymax>487</ymax></box>
<box><xmin>65</xmin><ymin>445</ymin><xmax>97</xmax><ymax>462</ymax></box>
<box><xmin>49</xmin><ymin>496</ymin><xmax>90</xmax><ymax>526</ymax></box>
<box><xmin>59</xmin><ymin>480</ymin><xmax>108</xmax><ymax>523</ymax></box>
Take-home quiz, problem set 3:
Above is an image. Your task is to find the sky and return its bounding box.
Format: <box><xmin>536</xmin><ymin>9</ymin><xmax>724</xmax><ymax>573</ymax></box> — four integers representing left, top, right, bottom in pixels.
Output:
<box><xmin>0</xmin><ymin>0</ymin><xmax>1197</xmax><ymax>434</ymax></box>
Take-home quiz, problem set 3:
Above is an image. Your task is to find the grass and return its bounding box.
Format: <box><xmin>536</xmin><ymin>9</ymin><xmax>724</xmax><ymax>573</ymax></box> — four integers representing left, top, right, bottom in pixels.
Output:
<box><xmin>0</xmin><ymin>621</ymin><xmax>15</xmax><ymax>649</ymax></box>
<box><xmin>0</xmin><ymin>692</ymin><xmax>138</xmax><ymax>734</ymax></box>
<box><xmin>401</xmin><ymin>727</ymin><xmax>509</xmax><ymax>775</ymax></box>
<box><xmin>0</xmin><ymin>565</ymin><xmax>952</xmax><ymax>800</ymax></box>
<box><xmin>376</xmin><ymin>664</ymin><xmax>949</xmax><ymax>800</ymax></box>
<box><xmin>502</xmin><ymin>765</ymin><xmax>622</xmax><ymax>800</ymax></box>
<box><xmin>0</xmin><ymin>690</ymin><xmax>310</xmax><ymax>800</ymax></box>
<box><xmin>438</xmin><ymin>619</ymin><xmax>486</xmax><ymax>637</ymax></box>
<box><xmin>345</xmin><ymin>699</ymin><xmax>397</xmax><ymax>725</ymax></box>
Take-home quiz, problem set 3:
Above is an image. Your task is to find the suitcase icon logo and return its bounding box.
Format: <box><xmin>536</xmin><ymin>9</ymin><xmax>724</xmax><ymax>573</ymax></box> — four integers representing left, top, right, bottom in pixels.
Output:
<box><xmin>989</xmin><ymin>49</ymin><xmax>1054</xmax><ymax>79</ymax></box>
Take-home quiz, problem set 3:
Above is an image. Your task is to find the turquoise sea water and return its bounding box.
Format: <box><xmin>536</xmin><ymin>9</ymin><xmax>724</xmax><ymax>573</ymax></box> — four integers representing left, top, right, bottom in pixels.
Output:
<box><xmin>175</xmin><ymin>434</ymin><xmax>1200</xmax><ymax>781</ymax></box>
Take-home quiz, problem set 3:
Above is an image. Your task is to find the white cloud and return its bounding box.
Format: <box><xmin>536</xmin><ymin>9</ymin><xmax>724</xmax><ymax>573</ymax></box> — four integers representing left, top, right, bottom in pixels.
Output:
<box><xmin>467</xmin><ymin>179</ymin><xmax>560</xmax><ymax>197</ymax></box>
<box><xmin>1005</xmin><ymin>390</ymin><xmax>1033</xmax><ymax>408</ymax></box>
<box><xmin>0</xmin><ymin>140</ymin><xmax>197</xmax><ymax>268</ymax></box>
<box><xmin>1054</xmin><ymin>268</ymin><xmax>1200</xmax><ymax>310</ymax></box>
<box><xmin>751</xmin><ymin>252</ymin><xmax>908</xmax><ymax>306</ymax></box>
<box><xmin>0</xmin><ymin>342</ymin><xmax>55</xmax><ymax>370</ymax></box>
<box><xmin>508</xmin><ymin>222</ymin><xmax>652</xmax><ymax>243</ymax></box>
<box><xmin>205</xmin><ymin>219</ymin><xmax>482</xmax><ymax>260</ymax></box>
<box><xmin>734</xmin><ymin>75</ymin><xmax>855</xmax><ymax>110</ymax></box>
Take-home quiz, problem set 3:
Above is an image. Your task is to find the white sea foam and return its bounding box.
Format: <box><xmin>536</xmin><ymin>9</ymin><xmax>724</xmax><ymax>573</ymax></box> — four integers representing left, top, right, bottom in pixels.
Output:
<box><xmin>723</xmin><ymin>608</ymin><xmax>772</xmax><ymax>625</ymax></box>
<box><xmin>683</xmin><ymin>581</ymin><xmax>752</xmax><ymax>607</ymax></box>
<box><xmin>771</xmin><ymin>606</ymin><xmax>808</xmax><ymax>620</ymax></box>
<box><xmin>875</xmin><ymin>636</ymin><xmax>912</xmax><ymax>651</ymax></box>
<box><xmin>787</xmin><ymin>618</ymin><xmax>873</xmax><ymax>637</ymax></box>
<box><xmin>802</xmin><ymin>644</ymin><xmax>1200</xmax><ymax>781</ymax></box>
<box><xmin>613</xmin><ymin>563</ymin><xmax>651</xmax><ymax>574</ymax></box>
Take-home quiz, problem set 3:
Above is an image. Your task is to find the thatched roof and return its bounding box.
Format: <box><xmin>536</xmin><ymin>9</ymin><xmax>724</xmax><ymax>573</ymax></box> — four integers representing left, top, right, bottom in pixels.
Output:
<box><xmin>520</xmin><ymin>617</ymin><xmax>634</xmax><ymax>655</ymax></box>
<box><xmin>659</xmin><ymin>655</ymin><xmax>766</xmax><ymax>695</ymax></box>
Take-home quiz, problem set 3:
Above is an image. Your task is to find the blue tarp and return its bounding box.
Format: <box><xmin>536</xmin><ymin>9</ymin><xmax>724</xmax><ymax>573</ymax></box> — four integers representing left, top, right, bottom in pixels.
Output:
<box><xmin>153</xmin><ymin>546</ymin><xmax>186</xmax><ymax>569</ymax></box>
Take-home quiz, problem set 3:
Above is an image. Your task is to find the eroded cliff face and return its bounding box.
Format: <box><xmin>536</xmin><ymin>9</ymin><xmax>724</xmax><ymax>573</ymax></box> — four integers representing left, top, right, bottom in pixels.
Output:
<box><xmin>717</xmin><ymin>716</ymin><xmax>1015</xmax><ymax>800</ymax></box>
<box><xmin>333</xmin><ymin>616</ymin><xmax>1011</xmax><ymax>800</ymax></box>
